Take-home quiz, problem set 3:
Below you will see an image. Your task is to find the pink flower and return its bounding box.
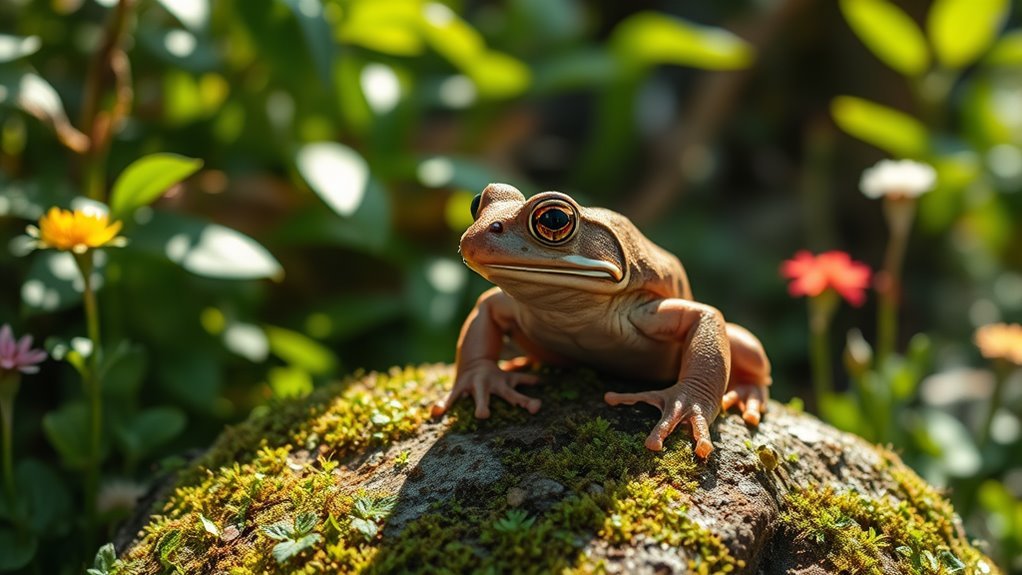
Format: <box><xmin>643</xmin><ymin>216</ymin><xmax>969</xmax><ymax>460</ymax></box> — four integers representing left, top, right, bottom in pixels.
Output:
<box><xmin>0</xmin><ymin>324</ymin><xmax>47</xmax><ymax>375</ymax></box>
<box><xmin>780</xmin><ymin>250</ymin><xmax>872</xmax><ymax>307</ymax></box>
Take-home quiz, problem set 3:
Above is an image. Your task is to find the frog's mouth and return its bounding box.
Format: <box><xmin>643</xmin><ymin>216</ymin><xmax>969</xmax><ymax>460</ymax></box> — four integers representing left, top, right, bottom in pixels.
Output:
<box><xmin>483</xmin><ymin>255</ymin><xmax>623</xmax><ymax>282</ymax></box>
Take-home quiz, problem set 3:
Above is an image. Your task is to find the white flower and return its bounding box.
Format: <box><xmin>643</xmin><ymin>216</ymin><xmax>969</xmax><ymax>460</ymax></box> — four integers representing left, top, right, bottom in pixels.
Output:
<box><xmin>97</xmin><ymin>479</ymin><xmax>147</xmax><ymax>515</ymax></box>
<box><xmin>859</xmin><ymin>159</ymin><xmax>937</xmax><ymax>200</ymax></box>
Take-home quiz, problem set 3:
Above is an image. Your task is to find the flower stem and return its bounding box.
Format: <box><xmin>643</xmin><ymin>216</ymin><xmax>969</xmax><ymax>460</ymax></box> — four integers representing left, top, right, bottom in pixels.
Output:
<box><xmin>979</xmin><ymin>362</ymin><xmax>1008</xmax><ymax>448</ymax></box>
<box><xmin>876</xmin><ymin>198</ymin><xmax>915</xmax><ymax>365</ymax></box>
<box><xmin>75</xmin><ymin>253</ymin><xmax>103</xmax><ymax>522</ymax></box>
<box><xmin>0</xmin><ymin>378</ymin><xmax>17</xmax><ymax>500</ymax></box>
<box><xmin>808</xmin><ymin>292</ymin><xmax>838</xmax><ymax>405</ymax></box>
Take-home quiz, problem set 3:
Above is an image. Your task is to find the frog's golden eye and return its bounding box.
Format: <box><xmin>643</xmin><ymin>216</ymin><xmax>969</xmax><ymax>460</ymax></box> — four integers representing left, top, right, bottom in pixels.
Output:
<box><xmin>470</xmin><ymin>194</ymin><xmax>482</xmax><ymax>220</ymax></box>
<box><xmin>529</xmin><ymin>200</ymin><xmax>577</xmax><ymax>245</ymax></box>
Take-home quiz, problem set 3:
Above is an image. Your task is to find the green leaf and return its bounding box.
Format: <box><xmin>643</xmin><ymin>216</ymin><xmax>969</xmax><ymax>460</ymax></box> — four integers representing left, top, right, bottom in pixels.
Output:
<box><xmin>127</xmin><ymin>211</ymin><xmax>283</xmax><ymax>280</ymax></box>
<box><xmin>280</xmin><ymin>0</ymin><xmax>335</xmax><ymax>87</ymax></box>
<box><xmin>610</xmin><ymin>12</ymin><xmax>753</xmax><ymax>70</ymax></box>
<box><xmin>349</xmin><ymin>517</ymin><xmax>378</xmax><ymax>541</ymax></box>
<box><xmin>295</xmin><ymin>142</ymin><xmax>370</xmax><ymax>218</ymax></box>
<box><xmin>984</xmin><ymin>29</ymin><xmax>1022</xmax><ymax>67</ymax></box>
<box><xmin>839</xmin><ymin>0</ymin><xmax>929</xmax><ymax>76</ymax></box>
<box><xmin>0</xmin><ymin>527</ymin><xmax>37</xmax><ymax>571</ymax></box>
<box><xmin>271</xmin><ymin>533</ymin><xmax>321</xmax><ymax>563</ymax></box>
<box><xmin>158</xmin><ymin>351</ymin><xmax>221</xmax><ymax>411</ymax></box>
<box><xmin>261</xmin><ymin>521</ymin><xmax>293</xmax><ymax>541</ymax></box>
<box><xmin>337</xmin><ymin>0</ymin><xmax>425</xmax><ymax>56</ymax></box>
<box><xmin>272</xmin><ymin>180</ymin><xmax>391</xmax><ymax>253</ymax></box>
<box><xmin>115</xmin><ymin>407</ymin><xmax>187</xmax><ymax>458</ymax></box>
<box><xmin>462</xmin><ymin>51</ymin><xmax>531</xmax><ymax>99</ymax></box>
<box><xmin>0</xmin><ymin>68</ymin><xmax>89</xmax><ymax>152</ymax></box>
<box><xmin>265</xmin><ymin>326</ymin><xmax>336</xmax><ymax>375</ymax></box>
<box><xmin>199</xmin><ymin>514</ymin><xmax>220</xmax><ymax>538</ymax></box>
<box><xmin>100</xmin><ymin>342</ymin><xmax>147</xmax><ymax>398</ymax></box>
<box><xmin>928</xmin><ymin>0</ymin><xmax>1009</xmax><ymax>69</ymax></box>
<box><xmin>294</xmin><ymin>512</ymin><xmax>317</xmax><ymax>535</ymax></box>
<box><xmin>831</xmin><ymin>96</ymin><xmax>929</xmax><ymax>157</ymax></box>
<box><xmin>109</xmin><ymin>153</ymin><xmax>203</xmax><ymax>219</ymax></box>
<box><xmin>90</xmin><ymin>542</ymin><xmax>117</xmax><ymax>575</ymax></box>
<box><xmin>42</xmin><ymin>402</ymin><xmax>95</xmax><ymax>469</ymax></box>
<box><xmin>15</xmin><ymin>459</ymin><xmax>72</xmax><ymax>534</ymax></box>
<box><xmin>267</xmin><ymin>366</ymin><xmax>313</xmax><ymax>399</ymax></box>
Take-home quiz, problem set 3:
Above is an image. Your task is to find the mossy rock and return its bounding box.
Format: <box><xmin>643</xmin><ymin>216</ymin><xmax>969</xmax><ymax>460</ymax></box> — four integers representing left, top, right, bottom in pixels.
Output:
<box><xmin>113</xmin><ymin>365</ymin><xmax>1000</xmax><ymax>575</ymax></box>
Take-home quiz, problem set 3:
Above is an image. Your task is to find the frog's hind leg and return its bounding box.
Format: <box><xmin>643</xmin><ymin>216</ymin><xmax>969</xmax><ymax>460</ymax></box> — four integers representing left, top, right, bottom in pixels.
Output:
<box><xmin>721</xmin><ymin>323</ymin><xmax>771</xmax><ymax>426</ymax></box>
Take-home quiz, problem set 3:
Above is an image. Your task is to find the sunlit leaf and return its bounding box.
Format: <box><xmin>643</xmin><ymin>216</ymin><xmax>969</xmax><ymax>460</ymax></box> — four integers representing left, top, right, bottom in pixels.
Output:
<box><xmin>275</xmin><ymin>178</ymin><xmax>391</xmax><ymax>253</ymax></box>
<box><xmin>223</xmin><ymin>322</ymin><xmax>269</xmax><ymax>362</ymax></box>
<box><xmin>914</xmin><ymin>409</ymin><xmax>981</xmax><ymax>477</ymax></box>
<box><xmin>839</xmin><ymin>0</ymin><xmax>929</xmax><ymax>76</ymax></box>
<box><xmin>128</xmin><ymin>211</ymin><xmax>283</xmax><ymax>280</ymax></box>
<box><xmin>831</xmin><ymin>96</ymin><xmax>929</xmax><ymax>157</ymax></box>
<box><xmin>0</xmin><ymin>69</ymin><xmax>89</xmax><ymax>152</ymax></box>
<box><xmin>42</xmin><ymin>402</ymin><xmax>95</xmax><ymax>469</ymax></box>
<box><xmin>983</xmin><ymin>29</ymin><xmax>1022</xmax><ymax>67</ymax></box>
<box><xmin>928</xmin><ymin>0</ymin><xmax>1009</xmax><ymax>69</ymax></box>
<box><xmin>295</xmin><ymin>142</ymin><xmax>368</xmax><ymax>217</ymax></box>
<box><xmin>463</xmin><ymin>51</ymin><xmax>531</xmax><ymax>98</ymax></box>
<box><xmin>199</xmin><ymin>514</ymin><xmax>220</xmax><ymax>537</ymax></box>
<box><xmin>110</xmin><ymin>153</ymin><xmax>203</xmax><ymax>219</ymax></box>
<box><xmin>610</xmin><ymin>12</ymin><xmax>753</xmax><ymax>70</ymax></box>
<box><xmin>271</xmin><ymin>533</ymin><xmax>321</xmax><ymax>563</ymax></box>
<box><xmin>0</xmin><ymin>35</ymin><xmax>41</xmax><ymax>63</ymax></box>
<box><xmin>267</xmin><ymin>366</ymin><xmax>314</xmax><ymax>398</ymax></box>
<box><xmin>337</xmin><ymin>0</ymin><xmax>424</xmax><ymax>56</ymax></box>
<box><xmin>154</xmin><ymin>0</ymin><xmax>210</xmax><ymax>31</ymax></box>
<box><xmin>265</xmin><ymin>326</ymin><xmax>337</xmax><ymax>375</ymax></box>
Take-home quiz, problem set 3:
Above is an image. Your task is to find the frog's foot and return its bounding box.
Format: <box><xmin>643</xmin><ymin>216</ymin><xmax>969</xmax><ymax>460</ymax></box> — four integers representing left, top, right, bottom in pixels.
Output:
<box><xmin>497</xmin><ymin>356</ymin><xmax>537</xmax><ymax>372</ymax></box>
<box><xmin>604</xmin><ymin>384</ymin><xmax>716</xmax><ymax>459</ymax></box>
<box><xmin>722</xmin><ymin>382</ymin><xmax>768</xmax><ymax>426</ymax></box>
<box><xmin>431</xmin><ymin>362</ymin><xmax>541</xmax><ymax>419</ymax></box>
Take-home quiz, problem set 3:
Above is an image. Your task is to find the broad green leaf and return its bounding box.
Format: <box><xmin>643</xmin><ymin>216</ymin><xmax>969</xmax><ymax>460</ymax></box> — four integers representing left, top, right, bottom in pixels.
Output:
<box><xmin>157</xmin><ymin>352</ymin><xmax>221</xmax><ymax>411</ymax></box>
<box><xmin>984</xmin><ymin>29</ymin><xmax>1022</xmax><ymax>66</ymax></box>
<box><xmin>831</xmin><ymin>96</ymin><xmax>929</xmax><ymax>157</ymax></box>
<box><xmin>110</xmin><ymin>153</ymin><xmax>203</xmax><ymax>219</ymax></box>
<box><xmin>272</xmin><ymin>533</ymin><xmax>322</xmax><ymax>564</ymax></box>
<box><xmin>15</xmin><ymin>459</ymin><xmax>72</xmax><ymax>534</ymax></box>
<box><xmin>268</xmin><ymin>366</ymin><xmax>314</xmax><ymax>399</ymax></box>
<box><xmin>115</xmin><ymin>407</ymin><xmax>187</xmax><ymax>458</ymax></box>
<box><xmin>127</xmin><ymin>211</ymin><xmax>283</xmax><ymax>280</ymax></box>
<box><xmin>839</xmin><ymin>0</ymin><xmax>929</xmax><ymax>76</ymax></box>
<box><xmin>610</xmin><ymin>12</ymin><xmax>753</xmax><ymax>70</ymax></box>
<box><xmin>928</xmin><ymin>0</ymin><xmax>1009</xmax><ymax>69</ymax></box>
<box><xmin>90</xmin><ymin>543</ymin><xmax>117</xmax><ymax>575</ymax></box>
<box><xmin>463</xmin><ymin>51</ymin><xmax>531</xmax><ymax>99</ymax></box>
<box><xmin>280</xmin><ymin>0</ymin><xmax>335</xmax><ymax>87</ymax></box>
<box><xmin>0</xmin><ymin>35</ymin><xmax>40</xmax><ymax>63</ymax></box>
<box><xmin>0</xmin><ymin>528</ymin><xmax>37</xmax><ymax>571</ymax></box>
<box><xmin>42</xmin><ymin>402</ymin><xmax>95</xmax><ymax>469</ymax></box>
<box><xmin>100</xmin><ymin>342</ymin><xmax>148</xmax><ymax>398</ymax></box>
<box><xmin>272</xmin><ymin>180</ymin><xmax>391</xmax><ymax>253</ymax></box>
<box><xmin>0</xmin><ymin>69</ymin><xmax>88</xmax><ymax>152</ymax></box>
<box><xmin>265</xmin><ymin>326</ymin><xmax>337</xmax><ymax>375</ymax></box>
<box><xmin>295</xmin><ymin>142</ymin><xmax>368</xmax><ymax>217</ymax></box>
<box><xmin>915</xmin><ymin>409</ymin><xmax>981</xmax><ymax>477</ymax></box>
<box><xmin>337</xmin><ymin>0</ymin><xmax>424</xmax><ymax>56</ymax></box>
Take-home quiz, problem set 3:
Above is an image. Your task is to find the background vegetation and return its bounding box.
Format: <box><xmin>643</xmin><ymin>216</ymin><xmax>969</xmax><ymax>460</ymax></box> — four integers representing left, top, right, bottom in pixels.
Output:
<box><xmin>0</xmin><ymin>0</ymin><xmax>1019</xmax><ymax>573</ymax></box>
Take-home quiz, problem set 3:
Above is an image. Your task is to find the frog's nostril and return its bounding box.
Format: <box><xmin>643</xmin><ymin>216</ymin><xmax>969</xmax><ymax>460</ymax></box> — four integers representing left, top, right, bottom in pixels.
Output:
<box><xmin>488</xmin><ymin>221</ymin><xmax>504</xmax><ymax>234</ymax></box>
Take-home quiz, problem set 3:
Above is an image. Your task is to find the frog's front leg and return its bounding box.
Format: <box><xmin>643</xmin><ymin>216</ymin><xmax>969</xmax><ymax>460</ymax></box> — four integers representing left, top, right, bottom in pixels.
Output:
<box><xmin>605</xmin><ymin>299</ymin><xmax>730</xmax><ymax>459</ymax></box>
<box><xmin>721</xmin><ymin>323</ymin><xmax>771</xmax><ymax>426</ymax></box>
<box><xmin>431</xmin><ymin>287</ymin><xmax>542</xmax><ymax>419</ymax></box>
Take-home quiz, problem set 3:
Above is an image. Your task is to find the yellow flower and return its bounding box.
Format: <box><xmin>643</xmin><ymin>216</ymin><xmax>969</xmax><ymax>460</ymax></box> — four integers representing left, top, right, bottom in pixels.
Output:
<box><xmin>975</xmin><ymin>323</ymin><xmax>1022</xmax><ymax>366</ymax></box>
<box><xmin>27</xmin><ymin>207</ymin><xmax>126</xmax><ymax>254</ymax></box>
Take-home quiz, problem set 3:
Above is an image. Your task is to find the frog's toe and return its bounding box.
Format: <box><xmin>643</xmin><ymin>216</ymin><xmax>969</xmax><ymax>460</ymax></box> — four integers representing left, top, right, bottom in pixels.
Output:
<box><xmin>722</xmin><ymin>383</ymin><xmax>767</xmax><ymax>427</ymax></box>
<box><xmin>494</xmin><ymin>384</ymin><xmax>541</xmax><ymax>414</ymax></box>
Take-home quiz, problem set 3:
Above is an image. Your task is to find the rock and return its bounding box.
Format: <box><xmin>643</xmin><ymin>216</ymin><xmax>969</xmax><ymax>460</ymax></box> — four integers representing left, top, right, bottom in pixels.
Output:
<box><xmin>112</xmin><ymin>365</ymin><xmax>1001</xmax><ymax>575</ymax></box>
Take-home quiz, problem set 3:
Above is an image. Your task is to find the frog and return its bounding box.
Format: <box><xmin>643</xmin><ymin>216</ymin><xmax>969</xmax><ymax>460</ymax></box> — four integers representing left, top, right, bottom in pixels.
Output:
<box><xmin>431</xmin><ymin>183</ymin><xmax>771</xmax><ymax>459</ymax></box>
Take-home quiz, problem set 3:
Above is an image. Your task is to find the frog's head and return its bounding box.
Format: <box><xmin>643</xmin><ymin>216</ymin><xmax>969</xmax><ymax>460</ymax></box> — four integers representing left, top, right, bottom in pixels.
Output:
<box><xmin>459</xmin><ymin>183</ymin><xmax>628</xmax><ymax>296</ymax></box>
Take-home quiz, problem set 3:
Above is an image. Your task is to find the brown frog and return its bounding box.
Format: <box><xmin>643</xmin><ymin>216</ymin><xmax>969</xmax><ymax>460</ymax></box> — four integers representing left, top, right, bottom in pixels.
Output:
<box><xmin>431</xmin><ymin>184</ymin><xmax>771</xmax><ymax>459</ymax></box>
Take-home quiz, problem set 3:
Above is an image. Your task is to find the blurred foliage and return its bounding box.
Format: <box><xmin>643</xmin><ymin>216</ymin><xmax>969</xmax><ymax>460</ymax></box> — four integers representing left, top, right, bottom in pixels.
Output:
<box><xmin>0</xmin><ymin>0</ymin><xmax>1019</xmax><ymax>573</ymax></box>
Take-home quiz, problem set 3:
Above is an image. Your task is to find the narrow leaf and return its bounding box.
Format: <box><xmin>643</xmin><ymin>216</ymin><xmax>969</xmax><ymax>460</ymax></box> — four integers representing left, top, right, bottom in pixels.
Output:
<box><xmin>831</xmin><ymin>96</ymin><xmax>929</xmax><ymax>157</ymax></box>
<box><xmin>199</xmin><ymin>514</ymin><xmax>220</xmax><ymax>537</ymax></box>
<box><xmin>985</xmin><ymin>30</ymin><xmax>1022</xmax><ymax>67</ymax></box>
<box><xmin>928</xmin><ymin>0</ymin><xmax>1009</xmax><ymax>69</ymax></box>
<box><xmin>839</xmin><ymin>0</ymin><xmax>929</xmax><ymax>76</ymax></box>
<box><xmin>109</xmin><ymin>153</ymin><xmax>203</xmax><ymax>218</ymax></box>
<box><xmin>610</xmin><ymin>12</ymin><xmax>753</xmax><ymax>70</ymax></box>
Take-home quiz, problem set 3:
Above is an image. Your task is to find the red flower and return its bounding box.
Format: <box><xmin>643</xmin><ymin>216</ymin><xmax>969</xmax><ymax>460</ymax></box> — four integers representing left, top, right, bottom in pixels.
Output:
<box><xmin>780</xmin><ymin>250</ymin><xmax>872</xmax><ymax>307</ymax></box>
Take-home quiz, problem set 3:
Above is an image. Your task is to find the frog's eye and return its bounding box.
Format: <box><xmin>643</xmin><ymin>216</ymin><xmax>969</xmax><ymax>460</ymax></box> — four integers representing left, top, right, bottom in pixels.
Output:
<box><xmin>529</xmin><ymin>199</ymin><xmax>577</xmax><ymax>245</ymax></box>
<box><xmin>470</xmin><ymin>194</ymin><xmax>482</xmax><ymax>220</ymax></box>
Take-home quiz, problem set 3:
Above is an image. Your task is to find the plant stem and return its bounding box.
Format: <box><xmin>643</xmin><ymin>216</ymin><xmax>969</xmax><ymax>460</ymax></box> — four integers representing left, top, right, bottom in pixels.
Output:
<box><xmin>979</xmin><ymin>362</ymin><xmax>1009</xmax><ymax>448</ymax></box>
<box><xmin>0</xmin><ymin>382</ymin><xmax>16</xmax><ymax>500</ymax></box>
<box><xmin>876</xmin><ymin>198</ymin><xmax>916</xmax><ymax>365</ymax></box>
<box><xmin>808</xmin><ymin>292</ymin><xmax>838</xmax><ymax>405</ymax></box>
<box><xmin>76</xmin><ymin>253</ymin><xmax>103</xmax><ymax>523</ymax></box>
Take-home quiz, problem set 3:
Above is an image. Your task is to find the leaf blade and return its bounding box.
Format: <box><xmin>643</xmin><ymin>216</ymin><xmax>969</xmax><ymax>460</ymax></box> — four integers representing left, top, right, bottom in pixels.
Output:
<box><xmin>831</xmin><ymin>96</ymin><xmax>929</xmax><ymax>157</ymax></box>
<box><xmin>928</xmin><ymin>0</ymin><xmax>1009</xmax><ymax>69</ymax></box>
<box><xmin>109</xmin><ymin>153</ymin><xmax>203</xmax><ymax>219</ymax></box>
<box><xmin>839</xmin><ymin>0</ymin><xmax>929</xmax><ymax>76</ymax></box>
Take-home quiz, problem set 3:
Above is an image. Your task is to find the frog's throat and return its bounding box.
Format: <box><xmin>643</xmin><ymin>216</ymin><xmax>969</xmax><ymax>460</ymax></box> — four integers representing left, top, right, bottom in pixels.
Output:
<box><xmin>484</xmin><ymin>255</ymin><xmax>623</xmax><ymax>282</ymax></box>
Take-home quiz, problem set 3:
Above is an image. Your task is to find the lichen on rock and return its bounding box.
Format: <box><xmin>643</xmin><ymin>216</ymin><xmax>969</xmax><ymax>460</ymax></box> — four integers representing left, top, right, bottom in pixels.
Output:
<box><xmin>112</xmin><ymin>365</ymin><xmax>1001</xmax><ymax>575</ymax></box>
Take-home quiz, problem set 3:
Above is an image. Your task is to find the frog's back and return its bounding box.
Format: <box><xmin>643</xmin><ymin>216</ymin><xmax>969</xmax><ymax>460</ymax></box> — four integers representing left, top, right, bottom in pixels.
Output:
<box><xmin>587</xmin><ymin>207</ymin><xmax>691</xmax><ymax>301</ymax></box>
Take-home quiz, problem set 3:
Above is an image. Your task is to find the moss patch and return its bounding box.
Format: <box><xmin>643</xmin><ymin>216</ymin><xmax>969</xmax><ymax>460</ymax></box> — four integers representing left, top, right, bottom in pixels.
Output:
<box><xmin>779</xmin><ymin>450</ymin><xmax>996</xmax><ymax>575</ymax></box>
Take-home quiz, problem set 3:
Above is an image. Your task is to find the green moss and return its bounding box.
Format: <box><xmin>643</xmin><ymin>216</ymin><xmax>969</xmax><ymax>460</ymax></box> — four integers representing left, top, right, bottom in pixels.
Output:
<box><xmin>780</xmin><ymin>450</ymin><xmax>997</xmax><ymax>575</ymax></box>
<box><xmin>113</xmin><ymin>366</ymin><xmax>727</xmax><ymax>575</ymax></box>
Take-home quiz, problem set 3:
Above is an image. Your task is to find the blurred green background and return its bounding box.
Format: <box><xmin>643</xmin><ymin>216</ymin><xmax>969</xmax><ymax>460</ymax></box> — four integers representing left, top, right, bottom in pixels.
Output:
<box><xmin>0</xmin><ymin>0</ymin><xmax>1020</xmax><ymax>573</ymax></box>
